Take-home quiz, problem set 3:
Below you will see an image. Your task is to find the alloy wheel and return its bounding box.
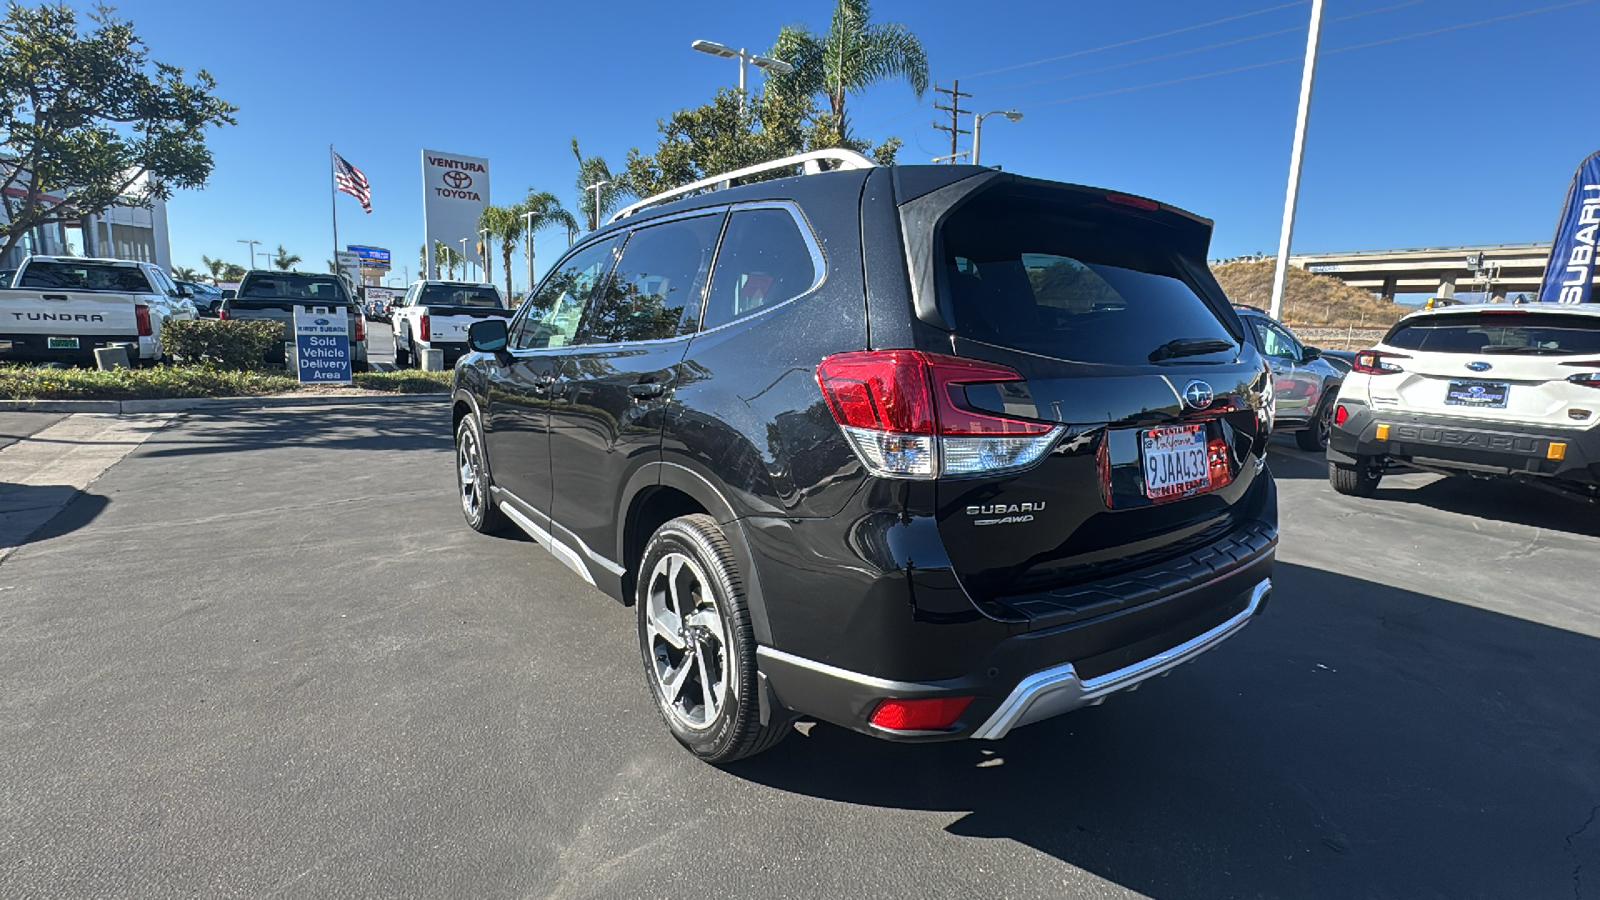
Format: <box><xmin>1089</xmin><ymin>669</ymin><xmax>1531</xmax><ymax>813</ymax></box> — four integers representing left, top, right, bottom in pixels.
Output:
<box><xmin>644</xmin><ymin>551</ymin><xmax>729</xmax><ymax>731</ymax></box>
<box><xmin>458</xmin><ymin>425</ymin><xmax>485</xmax><ymax>521</ymax></box>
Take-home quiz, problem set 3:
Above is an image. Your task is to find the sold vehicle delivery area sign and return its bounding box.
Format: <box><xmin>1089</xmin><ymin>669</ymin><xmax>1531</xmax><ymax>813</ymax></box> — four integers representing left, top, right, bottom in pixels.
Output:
<box><xmin>292</xmin><ymin>306</ymin><xmax>351</xmax><ymax>384</ymax></box>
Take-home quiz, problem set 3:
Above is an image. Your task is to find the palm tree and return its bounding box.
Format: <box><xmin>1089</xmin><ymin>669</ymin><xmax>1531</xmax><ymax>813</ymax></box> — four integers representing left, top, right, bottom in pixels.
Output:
<box><xmin>271</xmin><ymin>245</ymin><xmax>301</xmax><ymax>271</ymax></box>
<box><xmin>767</xmin><ymin>0</ymin><xmax>928</xmax><ymax>137</ymax></box>
<box><xmin>201</xmin><ymin>255</ymin><xmax>227</xmax><ymax>281</ymax></box>
<box><xmin>518</xmin><ymin>191</ymin><xmax>579</xmax><ymax>294</ymax></box>
<box><xmin>172</xmin><ymin>265</ymin><xmax>200</xmax><ymax>281</ymax></box>
<box><xmin>571</xmin><ymin>137</ymin><xmax>627</xmax><ymax>232</ymax></box>
<box><xmin>478</xmin><ymin>205</ymin><xmax>522</xmax><ymax>303</ymax></box>
<box><xmin>220</xmin><ymin>262</ymin><xmax>247</xmax><ymax>282</ymax></box>
<box><xmin>433</xmin><ymin>241</ymin><xmax>462</xmax><ymax>281</ymax></box>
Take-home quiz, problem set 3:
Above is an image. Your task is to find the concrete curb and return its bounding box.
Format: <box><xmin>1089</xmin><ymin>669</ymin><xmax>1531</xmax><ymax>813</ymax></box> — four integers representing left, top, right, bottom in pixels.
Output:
<box><xmin>0</xmin><ymin>393</ymin><xmax>450</xmax><ymax>414</ymax></box>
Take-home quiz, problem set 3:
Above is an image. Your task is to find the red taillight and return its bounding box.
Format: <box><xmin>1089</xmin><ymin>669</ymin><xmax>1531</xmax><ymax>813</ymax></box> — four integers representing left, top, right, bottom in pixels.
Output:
<box><xmin>1105</xmin><ymin>192</ymin><xmax>1160</xmax><ymax>211</ymax></box>
<box><xmin>869</xmin><ymin>696</ymin><xmax>974</xmax><ymax>731</ymax></box>
<box><xmin>1334</xmin><ymin>405</ymin><xmax>1349</xmax><ymax>425</ymax></box>
<box><xmin>1207</xmin><ymin>436</ymin><xmax>1235</xmax><ymax>491</ymax></box>
<box><xmin>353</xmin><ymin>312</ymin><xmax>365</xmax><ymax>342</ymax></box>
<box><xmin>1352</xmin><ymin>349</ymin><xmax>1408</xmax><ymax>375</ymax></box>
<box><xmin>419</xmin><ymin>314</ymin><xmax>430</xmax><ymax>342</ymax></box>
<box><xmin>135</xmin><ymin>304</ymin><xmax>152</xmax><ymax>336</ymax></box>
<box><xmin>1568</xmin><ymin>371</ymin><xmax>1600</xmax><ymax>389</ymax></box>
<box><xmin>816</xmin><ymin>351</ymin><xmax>1062</xmax><ymax>479</ymax></box>
<box><xmin>217</xmin><ymin>308</ymin><xmax>228</xmax><ymax>320</ymax></box>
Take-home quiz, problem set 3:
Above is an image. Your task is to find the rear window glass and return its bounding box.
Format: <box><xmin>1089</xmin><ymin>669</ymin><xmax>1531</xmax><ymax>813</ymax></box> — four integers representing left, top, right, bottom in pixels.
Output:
<box><xmin>419</xmin><ymin>284</ymin><xmax>502</xmax><ymax>308</ymax></box>
<box><xmin>18</xmin><ymin>262</ymin><xmax>150</xmax><ymax>292</ymax></box>
<box><xmin>1385</xmin><ymin>312</ymin><xmax>1600</xmax><ymax>356</ymax></box>
<box><xmin>238</xmin><ymin>274</ymin><xmax>349</xmax><ymax>303</ymax></box>
<box><xmin>938</xmin><ymin>190</ymin><xmax>1235</xmax><ymax>364</ymax></box>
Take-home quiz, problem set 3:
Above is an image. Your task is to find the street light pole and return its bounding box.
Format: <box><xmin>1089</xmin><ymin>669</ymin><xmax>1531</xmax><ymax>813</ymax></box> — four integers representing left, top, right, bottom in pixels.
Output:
<box><xmin>236</xmin><ymin>239</ymin><xmax>261</xmax><ymax>270</ymax></box>
<box><xmin>521</xmin><ymin>211</ymin><xmax>536</xmax><ymax>298</ymax></box>
<box><xmin>1269</xmin><ymin>0</ymin><xmax>1325</xmax><ymax>320</ymax></box>
<box><xmin>972</xmin><ymin>109</ymin><xmax>1023</xmax><ymax>166</ymax></box>
<box><xmin>691</xmin><ymin>39</ymin><xmax>793</xmax><ymax>115</ymax></box>
<box><xmin>478</xmin><ymin>227</ymin><xmax>491</xmax><ymax>285</ymax></box>
<box><xmin>457</xmin><ymin>238</ymin><xmax>470</xmax><ymax>281</ymax></box>
<box><xmin>586</xmin><ymin>180</ymin><xmax>611</xmax><ymax>231</ymax></box>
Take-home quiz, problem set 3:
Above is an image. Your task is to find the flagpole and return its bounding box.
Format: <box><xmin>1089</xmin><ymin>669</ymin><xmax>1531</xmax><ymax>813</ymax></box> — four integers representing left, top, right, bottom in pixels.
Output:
<box><xmin>330</xmin><ymin>145</ymin><xmax>340</xmax><ymax>285</ymax></box>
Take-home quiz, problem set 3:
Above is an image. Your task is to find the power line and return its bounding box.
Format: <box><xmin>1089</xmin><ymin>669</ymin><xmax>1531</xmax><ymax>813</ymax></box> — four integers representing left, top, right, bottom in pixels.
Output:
<box><xmin>958</xmin><ymin>0</ymin><xmax>1308</xmax><ymax>80</ymax></box>
<box><xmin>1015</xmin><ymin>0</ymin><xmax>1595</xmax><ymax>111</ymax></box>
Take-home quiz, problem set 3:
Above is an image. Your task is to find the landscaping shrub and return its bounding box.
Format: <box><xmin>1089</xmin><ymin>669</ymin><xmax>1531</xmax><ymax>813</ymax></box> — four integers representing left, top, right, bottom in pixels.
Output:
<box><xmin>162</xmin><ymin>318</ymin><xmax>283</xmax><ymax>370</ymax></box>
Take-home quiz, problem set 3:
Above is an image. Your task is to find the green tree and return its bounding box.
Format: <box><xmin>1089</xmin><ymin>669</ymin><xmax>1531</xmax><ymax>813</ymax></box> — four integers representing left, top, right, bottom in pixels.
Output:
<box><xmin>171</xmin><ymin>264</ymin><xmax>198</xmax><ymax>280</ymax></box>
<box><xmin>219</xmin><ymin>262</ymin><xmax>245</xmax><ymax>282</ymax></box>
<box><xmin>571</xmin><ymin>137</ymin><xmax>627</xmax><ymax>232</ymax></box>
<box><xmin>271</xmin><ymin>244</ymin><xmax>300</xmax><ymax>271</ymax></box>
<box><xmin>0</xmin><ymin>4</ymin><xmax>237</xmax><ymax>260</ymax></box>
<box><xmin>767</xmin><ymin>0</ymin><xmax>928</xmax><ymax>136</ymax></box>
<box><xmin>519</xmin><ymin>190</ymin><xmax>579</xmax><ymax>280</ymax></box>
<box><xmin>434</xmin><ymin>241</ymin><xmax>462</xmax><ymax>281</ymax></box>
<box><xmin>201</xmin><ymin>255</ymin><xmax>226</xmax><ymax>280</ymax></box>
<box><xmin>477</xmin><ymin>204</ymin><xmax>521</xmax><ymax>302</ymax></box>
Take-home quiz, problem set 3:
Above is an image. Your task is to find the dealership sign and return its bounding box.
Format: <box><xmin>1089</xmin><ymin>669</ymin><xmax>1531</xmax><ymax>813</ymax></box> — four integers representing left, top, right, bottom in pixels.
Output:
<box><xmin>422</xmin><ymin>149</ymin><xmax>491</xmax><ymax>278</ymax></box>
<box><xmin>347</xmin><ymin>245</ymin><xmax>391</xmax><ymax>269</ymax></box>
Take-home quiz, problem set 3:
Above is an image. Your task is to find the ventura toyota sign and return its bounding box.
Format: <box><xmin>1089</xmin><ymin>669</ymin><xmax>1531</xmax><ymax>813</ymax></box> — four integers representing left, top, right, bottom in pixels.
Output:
<box><xmin>421</xmin><ymin>149</ymin><xmax>491</xmax><ymax>279</ymax></box>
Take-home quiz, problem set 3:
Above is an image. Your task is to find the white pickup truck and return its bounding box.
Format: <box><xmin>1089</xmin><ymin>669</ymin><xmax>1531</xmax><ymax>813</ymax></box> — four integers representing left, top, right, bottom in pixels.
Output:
<box><xmin>0</xmin><ymin>256</ymin><xmax>196</xmax><ymax>364</ymax></box>
<box><xmin>390</xmin><ymin>281</ymin><xmax>513</xmax><ymax>368</ymax></box>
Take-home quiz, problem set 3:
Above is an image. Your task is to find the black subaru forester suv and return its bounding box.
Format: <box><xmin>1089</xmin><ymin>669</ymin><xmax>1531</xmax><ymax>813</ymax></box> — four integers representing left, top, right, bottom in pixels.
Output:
<box><xmin>452</xmin><ymin>156</ymin><xmax>1278</xmax><ymax>763</ymax></box>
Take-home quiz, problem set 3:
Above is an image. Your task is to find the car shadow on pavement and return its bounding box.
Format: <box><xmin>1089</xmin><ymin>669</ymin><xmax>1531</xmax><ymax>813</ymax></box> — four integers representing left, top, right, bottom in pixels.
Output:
<box><xmin>727</xmin><ymin>561</ymin><xmax>1600</xmax><ymax>899</ymax></box>
<box><xmin>0</xmin><ymin>484</ymin><xmax>109</xmax><ymax>551</ymax></box>
<box><xmin>1369</xmin><ymin>476</ymin><xmax>1600</xmax><ymax>539</ymax></box>
<box><xmin>1264</xmin><ymin>440</ymin><xmax>1329</xmax><ymax>480</ymax></box>
<box><xmin>134</xmin><ymin>406</ymin><xmax>452</xmax><ymax>459</ymax></box>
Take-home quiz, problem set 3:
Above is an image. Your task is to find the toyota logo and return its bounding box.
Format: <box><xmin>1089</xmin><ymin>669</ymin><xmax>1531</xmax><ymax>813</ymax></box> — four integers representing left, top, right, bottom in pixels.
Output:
<box><xmin>443</xmin><ymin>170</ymin><xmax>473</xmax><ymax>189</ymax></box>
<box><xmin>1183</xmin><ymin>380</ymin><xmax>1215</xmax><ymax>410</ymax></box>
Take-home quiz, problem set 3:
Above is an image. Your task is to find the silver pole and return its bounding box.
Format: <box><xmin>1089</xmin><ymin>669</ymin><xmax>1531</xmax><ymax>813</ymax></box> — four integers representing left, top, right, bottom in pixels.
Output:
<box><xmin>973</xmin><ymin>114</ymin><xmax>984</xmax><ymax>167</ymax></box>
<box><xmin>1269</xmin><ymin>0</ymin><xmax>1324</xmax><ymax>321</ymax></box>
<box><xmin>522</xmin><ymin>211</ymin><xmax>535</xmax><ymax>299</ymax></box>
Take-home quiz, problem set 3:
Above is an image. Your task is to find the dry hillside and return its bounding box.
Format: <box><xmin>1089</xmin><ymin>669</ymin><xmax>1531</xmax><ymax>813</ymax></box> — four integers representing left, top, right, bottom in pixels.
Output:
<box><xmin>1210</xmin><ymin>261</ymin><xmax>1411</xmax><ymax>329</ymax></box>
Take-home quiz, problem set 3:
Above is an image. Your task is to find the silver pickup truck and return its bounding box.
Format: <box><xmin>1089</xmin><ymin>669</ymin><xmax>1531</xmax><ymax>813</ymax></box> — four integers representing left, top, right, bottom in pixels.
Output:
<box><xmin>0</xmin><ymin>256</ymin><xmax>196</xmax><ymax>364</ymax></box>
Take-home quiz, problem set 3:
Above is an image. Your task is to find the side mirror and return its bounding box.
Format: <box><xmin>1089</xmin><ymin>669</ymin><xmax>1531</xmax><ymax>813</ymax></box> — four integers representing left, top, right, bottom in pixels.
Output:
<box><xmin>468</xmin><ymin>318</ymin><xmax>509</xmax><ymax>353</ymax></box>
<box><xmin>221</xmin><ymin>289</ymin><xmax>236</xmax><ymax>300</ymax></box>
<box><xmin>176</xmin><ymin>287</ymin><xmax>193</xmax><ymax>299</ymax></box>
<box><xmin>1301</xmin><ymin>345</ymin><xmax>1322</xmax><ymax>362</ymax></box>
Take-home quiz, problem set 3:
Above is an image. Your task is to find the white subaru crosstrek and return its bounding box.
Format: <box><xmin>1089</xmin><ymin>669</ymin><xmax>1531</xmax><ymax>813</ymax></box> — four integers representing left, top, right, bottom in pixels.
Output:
<box><xmin>1327</xmin><ymin>303</ymin><xmax>1600</xmax><ymax>502</ymax></box>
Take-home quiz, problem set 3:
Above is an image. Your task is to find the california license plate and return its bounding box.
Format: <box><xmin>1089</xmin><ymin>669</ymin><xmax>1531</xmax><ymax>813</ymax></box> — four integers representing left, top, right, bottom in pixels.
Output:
<box><xmin>1445</xmin><ymin>380</ymin><xmax>1508</xmax><ymax>408</ymax></box>
<box><xmin>47</xmin><ymin>337</ymin><xmax>79</xmax><ymax>350</ymax></box>
<box><xmin>1141</xmin><ymin>424</ymin><xmax>1211</xmax><ymax>500</ymax></box>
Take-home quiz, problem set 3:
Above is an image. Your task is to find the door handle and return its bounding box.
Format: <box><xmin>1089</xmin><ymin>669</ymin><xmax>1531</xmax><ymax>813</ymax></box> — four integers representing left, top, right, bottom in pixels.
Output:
<box><xmin>41</xmin><ymin>294</ymin><xmax>69</xmax><ymax>301</ymax></box>
<box><xmin>628</xmin><ymin>382</ymin><xmax>666</xmax><ymax>399</ymax></box>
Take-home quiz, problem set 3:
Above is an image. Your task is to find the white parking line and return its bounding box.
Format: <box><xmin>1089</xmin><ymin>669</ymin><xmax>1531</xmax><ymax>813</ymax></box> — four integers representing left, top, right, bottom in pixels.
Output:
<box><xmin>0</xmin><ymin>414</ymin><xmax>172</xmax><ymax>563</ymax></box>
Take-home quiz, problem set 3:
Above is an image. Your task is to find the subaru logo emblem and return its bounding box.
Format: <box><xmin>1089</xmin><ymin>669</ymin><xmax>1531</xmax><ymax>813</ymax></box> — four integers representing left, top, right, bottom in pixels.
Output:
<box><xmin>1466</xmin><ymin>361</ymin><xmax>1492</xmax><ymax>372</ymax></box>
<box><xmin>314</xmin><ymin>318</ymin><xmax>329</xmax><ymax>325</ymax></box>
<box><xmin>1183</xmin><ymin>380</ymin><xmax>1215</xmax><ymax>410</ymax></box>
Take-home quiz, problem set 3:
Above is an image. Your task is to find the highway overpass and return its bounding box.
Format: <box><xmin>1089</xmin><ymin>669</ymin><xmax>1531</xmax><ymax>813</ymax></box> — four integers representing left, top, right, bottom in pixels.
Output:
<box><xmin>1218</xmin><ymin>243</ymin><xmax>1599</xmax><ymax>301</ymax></box>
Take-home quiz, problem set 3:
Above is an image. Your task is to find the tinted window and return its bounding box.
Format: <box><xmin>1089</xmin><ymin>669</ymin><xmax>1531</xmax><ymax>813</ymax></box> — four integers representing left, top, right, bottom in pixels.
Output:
<box><xmin>938</xmin><ymin>189</ymin><xmax>1235</xmax><ymax>364</ymax></box>
<box><xmin>419</xmin><ymin>284</ymin><xmax>502</xmax><ymax>308</ymax></box>
<box><xmin>577</xmin><ymin>214</ymin><xmax>721</xmax><ymax>344</ymax></box>
<box><xmin>18</xmin><ymin>262</ymin><xmax>151</xmax><ymax>292</ymax></box>
<box><xmin>237</xmin><ymin>273</ymin><xmax>349</xmax><ymax>303</ymax></box>
<box><xmin>512</xmin><ymin>238</ymin><xmax>620</xmax><ymax>350</ymax></box>
<box><xmin>1385</xmin><ymin>311</ymin><xmax>1600</xmax><ymax>356</ymax></box>
<box><xmin>702</xmin><ymin>208</ymin><xmax>818</xmax><ymax>331</ymax></box>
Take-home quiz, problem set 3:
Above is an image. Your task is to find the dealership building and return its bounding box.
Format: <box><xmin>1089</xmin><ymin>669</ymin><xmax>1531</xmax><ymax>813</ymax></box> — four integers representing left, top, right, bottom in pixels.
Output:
<box><xmin>0</xmin><ymin>169</ymin><xmax>173</xmax><ymax>271</ymax></box>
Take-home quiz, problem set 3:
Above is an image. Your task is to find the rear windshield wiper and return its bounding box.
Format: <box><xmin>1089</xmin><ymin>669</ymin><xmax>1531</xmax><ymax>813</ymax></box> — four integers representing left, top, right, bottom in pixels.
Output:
<box><xmin>1149</xmin><ymin>337</ymin><xmax>1235</xmax><ymax>362</ymax></box>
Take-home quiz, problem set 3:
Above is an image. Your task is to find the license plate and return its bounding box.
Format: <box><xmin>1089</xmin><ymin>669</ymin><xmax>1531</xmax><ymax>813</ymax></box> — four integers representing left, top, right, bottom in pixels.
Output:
<box><xmin>1445</xmin><ymin>380</ymin><xmax>1509</xmax><ymax>408</ymax></box>
<box><xmin>1140</xmin><ymin>424</ymin><xmax>1212</xmax><ymax>500</ymax></box>
<box><xmin>47</xmin><ymin>337</ymin><xmax>79</xmax><ymax>350</ymax></box>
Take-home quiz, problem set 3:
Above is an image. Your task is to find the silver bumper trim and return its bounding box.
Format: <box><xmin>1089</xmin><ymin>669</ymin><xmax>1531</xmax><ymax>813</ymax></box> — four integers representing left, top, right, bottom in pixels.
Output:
<box><xmin>971</xmin><ymin>578</ymin><xmax>1271</xmax><ymax>740</ymax></box>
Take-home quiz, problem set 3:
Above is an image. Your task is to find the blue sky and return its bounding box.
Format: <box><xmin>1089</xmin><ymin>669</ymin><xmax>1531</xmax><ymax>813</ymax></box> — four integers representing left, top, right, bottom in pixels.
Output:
<box><xmin>120</xmin><ymin>0</ymin><xmax>1597</xmax><ymax>292</ymax></box>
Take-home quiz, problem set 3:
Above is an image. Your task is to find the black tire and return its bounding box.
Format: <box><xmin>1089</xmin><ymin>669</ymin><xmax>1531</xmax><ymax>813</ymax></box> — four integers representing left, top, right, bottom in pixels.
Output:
<box><xmin>393</xmin><ymin>332</ymin><xmax>411</xmax><ymax>369</ymax></box>
<box><xmin>456</xmin><ymin>414</ymin><xmax>509</xmax><ymax>534</ymax></box>
<box><xmin>352</xmin><ymin>359</ymin><xmax>370</xmax><ymax>374</ymax></box>
<box><xmin>1329</xmin><ymin>456</ymin><xmax>1384</xmax><ymax>497</ymax></box>
<box><xmin>637</xmin><ymin>514</ymin><xmax>789</xmax><ymax>764</ymax></box>
<box><xmin>1296</xmin><ymin>393</ymin><xmax>1337</xmax><ymax>452</ymax></box>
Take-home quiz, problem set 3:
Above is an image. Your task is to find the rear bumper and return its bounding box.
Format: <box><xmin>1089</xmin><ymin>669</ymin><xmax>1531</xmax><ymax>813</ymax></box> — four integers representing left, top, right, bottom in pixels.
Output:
<box><xmin>0</xmin><ymin>333</ymin><xmax>142</xmax><ymax>364</ymax></box>
<box><xmin>755</xmin><ymin>509</ymin><xmax>1276</xmax><ymax>742</ymax></box>
<box><xmin>1328</xmin><ymin>399</ymin><xmax>1600</xmax><ymax>485</ymax></box>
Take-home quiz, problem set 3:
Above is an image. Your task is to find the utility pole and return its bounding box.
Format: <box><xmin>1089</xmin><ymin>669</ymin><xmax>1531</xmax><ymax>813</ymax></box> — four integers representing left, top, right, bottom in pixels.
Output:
<box><xmin>932</xmin><ymin>81</ymin><xmax>972</xmax><ymax>165</ymax></box>
<box><xmin>1268</xmin><ymin>0</ymin><xmax>1325</xmax><ymax>320</ymax></box>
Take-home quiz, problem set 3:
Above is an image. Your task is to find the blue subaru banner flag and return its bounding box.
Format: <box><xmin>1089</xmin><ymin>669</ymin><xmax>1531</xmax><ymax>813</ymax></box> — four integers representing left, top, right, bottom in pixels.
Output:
<box><xmin>1539</xmin><ymin>150</ymin><xmax>1600</xmax><ymax>304</ymax></box>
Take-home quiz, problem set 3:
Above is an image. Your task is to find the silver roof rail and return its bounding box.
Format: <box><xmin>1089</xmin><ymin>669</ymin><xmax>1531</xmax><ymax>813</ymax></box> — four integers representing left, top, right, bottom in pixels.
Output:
<box><xmin>609</xmin><ymin>148</ymin><xmax>876</xmax><ymax>223</ymax></box>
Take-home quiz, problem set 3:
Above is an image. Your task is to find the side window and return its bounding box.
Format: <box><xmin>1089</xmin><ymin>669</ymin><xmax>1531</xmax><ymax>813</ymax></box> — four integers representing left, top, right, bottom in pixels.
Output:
<box><xmin>575</xmin><ymin>213</ymin><xmax>722</xmax><ymax>345</ymax></box>
<box><xmin>150</xmin><ymin>268</ymin><xmax>178</xmax><ymax>297</ymax></box>
<box><xmin>702</xmin><ymin>207</ymin><xmax>819</xmax><ymax>331</ymax></box>
<box><xmin>1252</xmin><ymin>318</ymin><xmax>1302</xmax><ymax>359</ymax></box>
<box><xmin>511</xmin><ymin>237</ymin><xmax>621</xmax><ymax>350</ymax></box>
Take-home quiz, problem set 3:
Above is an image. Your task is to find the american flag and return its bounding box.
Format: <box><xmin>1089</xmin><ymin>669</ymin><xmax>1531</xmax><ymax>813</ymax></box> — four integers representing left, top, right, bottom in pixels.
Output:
<box><xmin>332</xmin><ymin>152</ymin><xmax>371</xmax><ymax>214</ymax></box>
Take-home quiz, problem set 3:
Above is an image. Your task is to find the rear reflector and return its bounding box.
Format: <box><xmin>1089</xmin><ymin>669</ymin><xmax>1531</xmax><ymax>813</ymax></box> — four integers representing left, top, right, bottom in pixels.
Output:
<box><xmin>1334</xmin><ymin>405</ymin><xmax>1349</xmax><ymax>426</ymax></box>
<box><xmin>869</xmin><ymin>696</ymin><xmax>974</xmax><ymax>731</ymax></box>
<box><xmin>817</xmin><ymin>350</ymin><xmax>1063</xmax><ymax>480</ymax></box>
<box><xmin>1549</xmin><ymin>442</ymin><xmax>1568</xmax><ymax>461</ymax></box>
<box><xmin>1376</xmin><ymin>424</ymin><xmax>1391</xmax><ymax>440</ymax></box>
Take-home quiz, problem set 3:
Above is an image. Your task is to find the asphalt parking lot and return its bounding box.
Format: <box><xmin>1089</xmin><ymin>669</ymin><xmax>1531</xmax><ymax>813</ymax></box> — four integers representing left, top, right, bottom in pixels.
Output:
<box><xmin>1</xmin><ymin>405</ymin><xmax>1597</xmax><ymax>899</ymax></box>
